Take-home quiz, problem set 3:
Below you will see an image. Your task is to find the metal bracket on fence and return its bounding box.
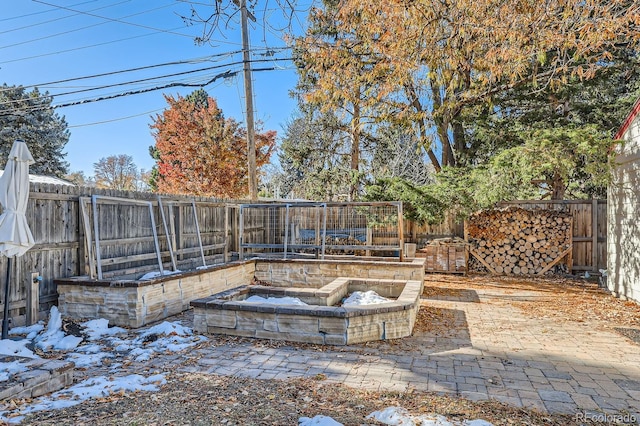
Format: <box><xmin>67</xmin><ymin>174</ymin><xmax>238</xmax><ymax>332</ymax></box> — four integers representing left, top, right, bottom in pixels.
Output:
<box><xmin>321</xmin><ymin>203</ymin><xmax>327</xmax><ymax>260</ymax></box>
<box><xmin>157</xmin><ymin>196</ymin><xmax>177</xmax><ymax>271</ymax></box>
<box><xmin>191</xmin><ymin>200</ymin><xmax>207</xmax><ymax>267</ymax></box>
<box><xmin>283</xmin><ymin>204</ymin><xmax>290</xmax><ymax>259</ymax></box>
<box><xmin>90</xmin><ymin>195</ymin><xmax>164</xmax><ymax>280</ymax></box>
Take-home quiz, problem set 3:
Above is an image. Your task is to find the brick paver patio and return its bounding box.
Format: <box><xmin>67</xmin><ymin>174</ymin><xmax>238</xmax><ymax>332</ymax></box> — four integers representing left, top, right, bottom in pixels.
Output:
<box><xmin>152</xmin><ymin>276</ymin><xmax>640</xmax><ymax>420</ymax></box>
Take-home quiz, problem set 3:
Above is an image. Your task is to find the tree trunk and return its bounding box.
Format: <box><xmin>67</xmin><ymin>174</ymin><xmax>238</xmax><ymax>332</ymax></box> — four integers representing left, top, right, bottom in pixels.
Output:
<box><xmin>404</xmin><ymin>83</ymin><xmax>441</xmax><ymax>172</ymax></box>
<box><xmin>349</xmin><ymin>100</ymin><xmax>361</xmax><ymax>201</ymax></box>
<box><xmin>430</xmin><ymin>79</ymin><xmax>456</xmax><ymax>168</ymax></box>
<box><xmin>452</xmin><ymin>122</ymin><xmax>466</xmax><ymax>159</ymax></box>
<box><xmin>551</xmin><ymin>171</ymin><xmax>566</xmax><ymax>200</ymax></box>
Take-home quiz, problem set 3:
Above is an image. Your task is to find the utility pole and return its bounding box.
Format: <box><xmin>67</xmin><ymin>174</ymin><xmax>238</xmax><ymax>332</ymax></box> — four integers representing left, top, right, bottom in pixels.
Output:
<box><xmin>240</xmin><ymin>0</ymin><xmax>258</xmax><ymax>200</ymax></box>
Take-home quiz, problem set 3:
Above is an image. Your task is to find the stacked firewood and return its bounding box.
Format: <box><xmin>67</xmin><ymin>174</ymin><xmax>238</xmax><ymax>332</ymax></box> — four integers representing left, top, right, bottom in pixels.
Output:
<box><xmin>467</xmin><ymin>207</ymin><xmax>572</xmax><ymax>275</ymax></box>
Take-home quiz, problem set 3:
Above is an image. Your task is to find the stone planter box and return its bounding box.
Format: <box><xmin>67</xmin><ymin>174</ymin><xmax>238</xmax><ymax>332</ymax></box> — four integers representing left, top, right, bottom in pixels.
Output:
<box><xmin>190</xmin><ymin>277</ymin><xmax>423</xmax><ymax>345</ymax></box>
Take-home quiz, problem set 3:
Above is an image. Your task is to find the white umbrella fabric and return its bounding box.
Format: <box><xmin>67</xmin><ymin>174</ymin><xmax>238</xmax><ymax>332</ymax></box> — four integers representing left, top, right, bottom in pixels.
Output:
<box><xmin>0</xmin><ymin>140</ymin><xmax>35</xmax><ymax>339</ymax></box>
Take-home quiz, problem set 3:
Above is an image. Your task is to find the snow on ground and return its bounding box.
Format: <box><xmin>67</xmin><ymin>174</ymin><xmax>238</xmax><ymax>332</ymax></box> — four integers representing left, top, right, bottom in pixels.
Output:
<box><xmin>299</xmin><ymin>407</ymin><xmax>494</xmax><ymax>426</ymax></box>
<box><xmin>366</xmin><ymin>407</ymin><xmax>494</xmax><ymax>425</ymax></box>
<box><xmin>299</xmin><ymin>415</ymin><xmax>345</xmax><ymax>426</ymax></box>
<box><xmin>235</xmin><ymin>290</ymin><xmax>391</xmax><ymax>308</ymax></box>
<box><xmin>33</xmin><ymin>306</ymin><xmax>83</xmax><ymax>351</ymax></box>
<box><xmin>0</xmin><ymin>339</ymin><xmax>37</xmax><ymax>359</ymax></box>
<box><xmin>0</xmin><ymin>307</ymin><xmax>205</xmax><ymax>424</ymax></box>
<box><xmin>0</xmin><ymin>360</ymin><xmax>28</xmax><ymax>382</ymax></box>
<box><xmin>9</xmin><ymin>323</ymin><xmax>44</xmax><ymax>340</ymax></box>
<box><xmin>342</xmin><ymin>290</ymin><xmax>390</xmax><ymax>306</ymax></box>
<box><xmin>138</xmin><ymin>269</ymin><xmax>182</xmax><ymax>280</ymax></box>
<box><xmin>242</xmin><ymin>295</ymin><xmax>309</xmax><ymax>305</ymax></box>
<box><xmin>4</xmin><ymin>374</ymin><xmax>167</xmax><ymax>424</ymax></box>
<box><xmin>2</xmin><ymin>308</ymin><xmax>493</xmax><ymax>426</ymax></box>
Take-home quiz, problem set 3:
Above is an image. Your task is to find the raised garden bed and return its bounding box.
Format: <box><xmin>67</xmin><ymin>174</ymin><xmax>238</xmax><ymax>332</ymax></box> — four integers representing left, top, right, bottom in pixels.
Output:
<box><xmin>190</xmin><ymin>277</ymin><xmax>423</xmax><ymax>345</ymax></box>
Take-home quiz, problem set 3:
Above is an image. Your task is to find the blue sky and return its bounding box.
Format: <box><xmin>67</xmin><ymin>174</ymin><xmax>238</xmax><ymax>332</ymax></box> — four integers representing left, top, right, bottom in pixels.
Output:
<box><xmin>1</xmin><ymin>1</ymin><xmax>312</xmax><ymax>176</ymax></box>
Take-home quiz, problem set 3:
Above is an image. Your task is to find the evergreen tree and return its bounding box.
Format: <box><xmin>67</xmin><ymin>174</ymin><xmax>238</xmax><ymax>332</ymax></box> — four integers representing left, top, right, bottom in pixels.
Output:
<box><xmin>0</xmin><ymin>84</ymin><xmax>69</xmax><ymax>176</ymax></box>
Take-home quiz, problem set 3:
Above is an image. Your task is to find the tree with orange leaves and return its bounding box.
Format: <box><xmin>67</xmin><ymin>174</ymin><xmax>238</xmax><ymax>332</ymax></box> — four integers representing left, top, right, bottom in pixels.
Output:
<box><xmin>150</xmin><ymin>90</ymin><xmax>275</xmax><ymax>198</ymax></box>
<box><xmin>296</xmin><ymin>0</ymin><xmax>640</xmax><ymax>172</ymax></box>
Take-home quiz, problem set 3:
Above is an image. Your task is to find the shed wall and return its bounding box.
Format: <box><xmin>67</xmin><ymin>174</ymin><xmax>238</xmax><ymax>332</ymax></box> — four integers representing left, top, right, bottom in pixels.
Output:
<box><xmin>608</xmin><ymin>110</ymin><xmax>640</xmax><ymax>302</ymax></box>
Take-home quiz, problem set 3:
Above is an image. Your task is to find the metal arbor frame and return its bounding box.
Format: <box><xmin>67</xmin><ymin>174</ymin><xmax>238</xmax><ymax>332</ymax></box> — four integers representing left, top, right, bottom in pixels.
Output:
<box><xmin>239</xmin><ymin>201</ymin><xmax>404</xmax><ymax>260</ymax></box>
<box><xmin>80</xmin><ymin>196</ymin><xmax>229</xmax><ymax>279</ymax></box>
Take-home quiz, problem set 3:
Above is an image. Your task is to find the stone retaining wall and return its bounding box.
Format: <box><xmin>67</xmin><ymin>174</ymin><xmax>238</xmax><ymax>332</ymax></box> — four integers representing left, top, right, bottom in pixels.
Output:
<box><xmin>55</xmin><ymin>261</ymin><xmax>256</xmax><ymax>327</ymax></box>
<box><xmin>254</xmin><ymin>258</ymin><xmax>425</xmax><ymax>287</ymax></box>
<box><xmin>191</xmin><ymin>278</ymin><xmax>423</xmax><ymax>345</ymax></box>
<box><xmin>55</xmin><ymin>257</ymin><xmax>425</xmax><ymax>329</ymax></box>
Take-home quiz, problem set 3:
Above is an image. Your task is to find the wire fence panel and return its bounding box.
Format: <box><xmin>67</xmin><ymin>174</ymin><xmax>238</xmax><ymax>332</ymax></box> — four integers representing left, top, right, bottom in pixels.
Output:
<box><xmin>239</xmin><ymin>202</ymin><xmax>404</xmax><ymax>259</ymax></box>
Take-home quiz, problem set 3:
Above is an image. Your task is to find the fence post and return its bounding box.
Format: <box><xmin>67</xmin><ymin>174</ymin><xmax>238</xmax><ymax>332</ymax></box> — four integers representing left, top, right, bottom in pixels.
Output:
<box><xmin>26</xmin><ymin>264</ymin><xmax>39</xmax><ymax>326</ymax></box>
<box><xmin>398</xmin><ymin>202</ymin><xmax>404</xmax><ymax>261</ymax></box>
<box><xmin>592</xmin><ymin>198</ymin><xmax>598</xmax><ymax>273</ymax></box>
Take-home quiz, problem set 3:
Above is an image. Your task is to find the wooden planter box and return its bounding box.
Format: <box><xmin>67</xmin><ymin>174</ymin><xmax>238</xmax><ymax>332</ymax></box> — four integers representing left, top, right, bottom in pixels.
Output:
<box><xmin>417</xmin><ymin>239</ymin><xmax>468</xmax><ymax>274</ymax></box>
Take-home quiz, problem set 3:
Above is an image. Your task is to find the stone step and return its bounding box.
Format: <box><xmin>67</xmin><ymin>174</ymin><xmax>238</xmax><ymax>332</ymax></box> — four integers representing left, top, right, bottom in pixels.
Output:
<box><xmin>0</xmin><ymin>356</ymin><xmax>75</xmax><ymax>401</ymax></box>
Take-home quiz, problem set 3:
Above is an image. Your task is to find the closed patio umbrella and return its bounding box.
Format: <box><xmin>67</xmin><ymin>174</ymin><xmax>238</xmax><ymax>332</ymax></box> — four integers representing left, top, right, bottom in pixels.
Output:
<box><xmin>0</xmin><ymin>140</ymin><xmax>35</xmax><ymax>339</ymax></box>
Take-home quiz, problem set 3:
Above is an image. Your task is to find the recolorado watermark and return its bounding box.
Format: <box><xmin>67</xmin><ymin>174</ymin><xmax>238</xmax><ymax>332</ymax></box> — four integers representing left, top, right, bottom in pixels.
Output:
<box><xmin>574</xmin><ymin>412</ymin><xmax>637</xmax><ymax>424</ymax></box>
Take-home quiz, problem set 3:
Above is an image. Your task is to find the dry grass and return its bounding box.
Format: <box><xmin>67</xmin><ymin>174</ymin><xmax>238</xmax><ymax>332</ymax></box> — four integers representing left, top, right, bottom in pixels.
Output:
<box><xmin>424</xmin><ymin>274</ymin><xmax>640</xmax><ymax>329</ymax></box>
<box><xmin>18</xmin><ymin>373</ymin><xmax>584</xmax><ymax>426</ymax></box>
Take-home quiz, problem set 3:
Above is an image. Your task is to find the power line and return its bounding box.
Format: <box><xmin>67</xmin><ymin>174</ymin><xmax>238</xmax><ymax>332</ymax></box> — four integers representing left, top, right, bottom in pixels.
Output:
<box><xmin>0</xmin><ymin>29</ymin><xmax>290</xmax><ymax>66</ymax></box>
<box><xmin>1</xmin><ymin>51</ymin><xmax>242</xmax><ymax>92</ymax></box>
<box><xmin>0</xmin><ymin>25</ymin><xmax>192</xmax><ymax>65</ymax></box>
<box><xmin>0</xmin><ymin>2</ymin><xmax>188</xmax><ymax>51</ymax></box>
<box><xmin>54</xmin><ymin>65</ymin><xmax>283</xmax><ymax>109</ymax></box>
<box><xmin>0</xmin><ymin>0</ymin><xmax>131</xmax><ymax>35</ymax></box>
<box><xmin>67</xmin><ymin>107</ymin><xmax>165</xmax><ymax>128</ymax></box>
<box><xmin>66</xmin><ymin>77</ymin><xmax>234</xmax><ymax>128</ymax></box>
<box><xmin>0</xmin><ymin>0</ymin><xmax>99</xmax><ymax>22</ymax></box>
<box><xmin>0</xmin><ymin>59</ymin><xmax>292</xmax><ymax>114</ymax></box>
<box><xmin>32</xmin><ymin>0</ymin><xmax>191</xmax><ymax>38</ymax></box>
<box><xmin>2</xmin><ymin>46</ymin><xmax>290</xmax><ymax>91</ymax></box>
<box><xmin>0</xmin><ymin>54</ymin><xmax>291</xmax><ymax>102</ymax></box>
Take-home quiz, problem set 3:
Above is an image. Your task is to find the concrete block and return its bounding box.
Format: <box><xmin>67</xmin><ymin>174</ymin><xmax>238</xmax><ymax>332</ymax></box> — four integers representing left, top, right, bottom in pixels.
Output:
<box><xmin>254</xmin><ymin>262</ymin><xmax>270</xmax><ymax>272</ymax></box>
<box><xmin>277</xmin><ymin>314</ymin><xmax>319</xmax><ymax>333</ymax></box>
<box><xmin>193</xmin><ymin>312</ymin><xmax>208</xmax><ymax>333</ymax></box>
<box><xmin>324</xmin><ymin>334</ymin><xmax>347</xmax><ymax>345</ymax></box>
<box><xmin>61</xmin><ymin>302</ymin><xmax>99</xmax><ymax>319</ymax></box>
<box><xmin>347</xmin><ymin>313</ymin><xmax>386</xmax><ymax>327</ymax></box>
<box><xmin>144</xmin><ymin>301</ymin><xmax>167</xmax><ymax>323</ymax></box>
<box><xmin>31</xmin><ymin>370</ymin><xmax>73</xmax><ymax>398</ymax></box>
<box><xmin>263</xmin><ymin>319</ymin><xmax>279</xmax><ymax>332</ymax></box>
<box><xmin>255</xmin><ymin>329</ymin><xmax>325</xmax><ymax>345</ymax></box>
<box><xmin>12</xmin><ymin>369</ymin><xmax>48</xmax><ymax>389</ymax></box>
<box><xmin>207</xmin><ymin>326</ymin><xmax>255</xmax><ymax>337</ymax></box>
<box><xmin>384</xmin><ymin>319</ymin><xmax>412</xmax><ymax>339</ymax></box>
<box><xmin>319</xmin><ymin>317</ymin><xmax>348</xmax><ymax>334</ymax></box>
<box><xmin>206</xmin><ymin>311</ymin><xmax>237</xmax><ymax>329</ymax></box>
<box><xmin>346</xmin><ymin>323</ymin><xmax>384</xmax><ymax>344</ymax></box>
<box><xmin>60</xmin><ymin>291</ymin><xmax>105</xmax><ymax>304</ymax></box>
<box><xmin>41</xmin><ymin>360</ymin><xmax>74</xmax><ymax>374</ymax></box>
<box><xmin>0</xmin><ymin>383</ymin><xmax>24</xmax><ymax>401</ymax></box>
<box><xmin>236</xmin><ymin>311</ymin><xmax>274</xmax><ymax>330</ymax></box>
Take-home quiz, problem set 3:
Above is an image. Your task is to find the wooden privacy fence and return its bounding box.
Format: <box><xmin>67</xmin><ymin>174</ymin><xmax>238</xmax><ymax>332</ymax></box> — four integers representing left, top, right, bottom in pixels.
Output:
<box><xmin>0</xmin><ymin>182</ymin><xmax>608</xmax><ymax>328</ymax></box>
<box><xmin>0</xmin><ymin>183</ymin><xmax>242</xmax><ymax>327</ymax></box>
<box><xmin>403</xmin><ymin>211</ymin><xmax>464</xmax><ymax>245</ymax></box>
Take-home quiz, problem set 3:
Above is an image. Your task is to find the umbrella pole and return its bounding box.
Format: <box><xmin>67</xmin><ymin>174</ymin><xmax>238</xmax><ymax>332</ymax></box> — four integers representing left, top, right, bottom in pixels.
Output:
<box><xmin>1</xmin><ymin>258</ymin><xmax>11</xmax><ymax>340</ymax></box>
